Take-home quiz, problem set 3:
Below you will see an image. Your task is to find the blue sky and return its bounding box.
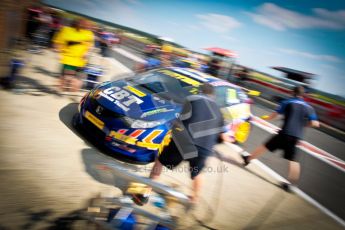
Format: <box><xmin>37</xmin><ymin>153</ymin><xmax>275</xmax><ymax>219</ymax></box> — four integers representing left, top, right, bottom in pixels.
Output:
<box><xmin>44</xmin><ymin>0</ymin><xmax>345</xmax><ymax>96</ymax></box>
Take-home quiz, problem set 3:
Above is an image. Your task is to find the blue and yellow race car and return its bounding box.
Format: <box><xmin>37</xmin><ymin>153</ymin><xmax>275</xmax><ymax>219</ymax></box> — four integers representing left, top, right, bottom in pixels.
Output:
<box><xmin>74</xmin><ymin>67</ymin><xmax>254</xmax><ymax>163</ymax></box>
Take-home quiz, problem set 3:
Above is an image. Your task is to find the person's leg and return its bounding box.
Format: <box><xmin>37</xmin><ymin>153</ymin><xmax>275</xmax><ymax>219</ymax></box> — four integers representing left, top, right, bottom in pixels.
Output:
<box><xmin>248</xmin><ymin>145</ymin><xmax>268</xmax><ymax>161</ymax></box>
<box><xmin>59</xmin><ymin>65</ymin><xmax>67</xmax><ymax>91</ymax></box>
<box><xmin>149</xmin><ymin>140</ymin><xmax>182</xmax><ymax>182</ymax></box>
<box><xmin>150</xmin><ymin>158</ymin><xmax>163</xmax><ymax>180</ymax></box>
<box><xmin>60</xmin><ymin>73</ymin><xmax>73</xmax><ymax>92</ymax></box>
<box><xmin>130</xmin><ymin>142</ymin><xmax>182</xmax><ymax>206</ymax></box>
<box><xmin>60</xmin><ymin>66</ymin><xmax>76</xmax><ymax>92</ymax></box>
<box><xmin>189</xmin><ymin>151</ymin><xmax>209</xmax><ymax>203</ymax></box>
<box><xmin>58</xmin><ymin>75</ymin><xmax>66</xmax><ymax>91</ymax></box>
<box><xmin>191</xmin><ymin>174</ymin><xmax>203</xmax><ymax>203</ymax></box>
<box><xmin>64</xmin><ymin>72</ymin><xmax>75</xmax><ymax>92</ymax></box>
<box><xmin>242</xmin><ymin>144</ymin><xmax>267</xmax><ymax>165</ymax></box>
<box><xmin>70</xmin><ymin>68</ymin><xmax>84</xmax><ymax>92</ymax></box>
<box><xmin>133</xmin><ymin>158</ymin><xmax>163</xmax><ymax>201</ymax></box>
<box><xmin>71</xmin><ymin>77</ymin><xmax>83</xmax><ymax>92</ymax></box>
<box><xmin>284</xmin><ymin>136</ymin><xmax>300</xmax><ymax>185</ymax></box>
<box><xmin>287</xmin><ymin>160</ymin><xmax>300</xmax><ymax>184</ymax></box>
<box><xmin>243</xmin><ymin>134</ymin><xmax>280</xmax><ymax>165</ymax></box>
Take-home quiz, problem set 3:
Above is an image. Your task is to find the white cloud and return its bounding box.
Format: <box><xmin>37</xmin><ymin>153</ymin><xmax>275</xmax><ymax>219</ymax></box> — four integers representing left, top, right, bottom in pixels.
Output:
<box><xmin>81</xmin><ymin>0</ymin><xmax>140</xmax><ymax>27</ymax></box>
<box><xmin>187</xmin><ymin>25</ymin><xmax>200</xmax><ymax>31</ymax></box>
<box><xmin>313</xmin><ymin>8</ymin><xmax>345</xmax><ymax>26</ymax></box>
<box><xmin>196</xmin><ymin>13</ymin><xmax>241</xmax><ymax>33</ymax></box>
<box><xmin>278</xmin><ymin>48</ymin><xmax>342</xmax><ymax>63</ymax></box>
<box><xmin>247</xmin><ymin>3</ymin><xmax>345</xmax><ymax>31</ymax></box>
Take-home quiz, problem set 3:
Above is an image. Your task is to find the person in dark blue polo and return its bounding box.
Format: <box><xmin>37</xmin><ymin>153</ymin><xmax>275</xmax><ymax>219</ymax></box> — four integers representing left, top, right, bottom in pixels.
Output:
<box><xmin>242</xmin><ymin>86</ymin><xmax>319</xmax><ymax>191</ymax></box>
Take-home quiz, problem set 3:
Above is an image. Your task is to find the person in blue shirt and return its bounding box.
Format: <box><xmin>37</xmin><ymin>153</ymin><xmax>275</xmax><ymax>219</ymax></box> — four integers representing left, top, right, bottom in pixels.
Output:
<box><xmin>242</xmin><ymin>86</ymin><xmax>319</xmax><ymax>191</ymax></box>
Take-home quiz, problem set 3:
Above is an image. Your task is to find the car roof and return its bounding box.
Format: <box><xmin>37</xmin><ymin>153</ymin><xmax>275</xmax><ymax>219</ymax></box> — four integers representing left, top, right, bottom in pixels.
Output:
<box><xmin>165</xmin><ymin>67</ymin><xmax>241</xmax><ymax>89</ymax></box>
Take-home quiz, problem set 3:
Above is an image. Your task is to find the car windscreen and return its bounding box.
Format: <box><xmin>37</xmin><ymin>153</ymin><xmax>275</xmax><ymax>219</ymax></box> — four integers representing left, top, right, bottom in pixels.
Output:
<box><xmin>128</xmin><ymin>71</ymin><xmax>191</xmax><ymax>102</ymax></box>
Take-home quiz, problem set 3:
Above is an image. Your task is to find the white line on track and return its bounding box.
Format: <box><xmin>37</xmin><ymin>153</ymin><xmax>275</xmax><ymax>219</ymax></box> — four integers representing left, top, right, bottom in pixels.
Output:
<box><xmin>224</xmin><ymin>142</ymin><xmax>345</xmax><ymax>228</ymax></box>
<box><xmin>292</xmin><ymin>188</ymin><xmax>345</xmax><ymax>227</ymax></box>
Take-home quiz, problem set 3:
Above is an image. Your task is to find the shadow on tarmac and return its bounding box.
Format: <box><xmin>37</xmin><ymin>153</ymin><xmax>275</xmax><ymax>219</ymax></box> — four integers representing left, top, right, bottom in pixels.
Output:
<box><xmin>1</xmin><ymin>74</ymin><xmax>62</xmax><ymax>97</ymax></box>
<box><xmin>1</xmin><ymin>65</ymin><xmax>83</xmax><ymax>98</ymax></box>
<box><xmin>219</xmin><ymin>152</ymin><xmax>281</xmax><ymax>188</ymax></box>
<box><xmin>58</xmin><ymin>103</ymin><xmax>149</xmax><ymax>164</ymax></box>
<box><xmin>81</xmin><ymin>147</ymin><xmax>130</xmax><ymax>193</ymax></box>
<box><xmin>32</xmin><ymin>65</ymin><xmax>60</xmax><ymax>78</ymax></box>
<box><xmin>242</xmin><ymin>191</ymin><xmax>286</xmax><ymax>230</ymax></box>
<box><xmin>58</xmin><ymin>103</ymin><xmax>143</xmax><ymax>192</ymax></box>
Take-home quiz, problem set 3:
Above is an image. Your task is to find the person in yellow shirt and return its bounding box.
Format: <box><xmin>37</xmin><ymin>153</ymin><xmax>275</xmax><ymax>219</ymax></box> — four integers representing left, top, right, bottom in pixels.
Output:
<box><xmin>53</xmin><ymin>19</ymin><xmax>94</xmax><ymax>92</ymax></box>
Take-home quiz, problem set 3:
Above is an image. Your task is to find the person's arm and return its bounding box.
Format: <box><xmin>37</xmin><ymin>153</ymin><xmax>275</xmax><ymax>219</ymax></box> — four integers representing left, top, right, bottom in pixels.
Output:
<box><xmin>83</xmin><ymin>31</ymin><xmax>95</xmax><ymax>60</ymax></box>
<box><xmin>261</xmin><ymin>112</ymin><xmax>278</xmax><ymax>121</ymax></box>
<box><xmin>309</xmin><ymin>120</ymin><xmax>320</xmax><ymax>128</ymax></box>
<box><xmin>307</xmin><ymin>106</ymin><xmax>319</xmax><ymax>128</ymax></box>
<box><xmin>219</xmin><ymin>132</ymin><xmax>233</xmax><ymax>142</ymax></box>
<box><xmin>86</xmin><ymin>31</ymin><xmax>95</xmax><ymax>52</ymax></box>
<box><xmin>52</xmin><ymin>27</ymin><xmax>65</xmax><ymax>52</ymax></box>
<box><xmin>261</xmin><ymin>100</ymin><xmax>287</xmax><ymax>120</ymax></box>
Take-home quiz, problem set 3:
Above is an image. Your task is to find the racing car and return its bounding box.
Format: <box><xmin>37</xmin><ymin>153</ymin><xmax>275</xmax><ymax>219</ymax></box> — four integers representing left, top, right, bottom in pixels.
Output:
<box><xmin>73</xmin><ymin>67</ymin><xmax>255</xmax><ymax>163</ymax></box>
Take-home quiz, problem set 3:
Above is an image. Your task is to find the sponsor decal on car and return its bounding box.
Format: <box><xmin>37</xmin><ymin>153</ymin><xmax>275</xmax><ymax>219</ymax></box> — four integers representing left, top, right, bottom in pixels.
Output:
<box><xmin>124</xmin><ymin>85</ymin><xmax>146</xmax><ymax>97</ymax></box>
<box><xmin>109</xmin><ymin>130</ymin><xmax>137</xmax><ymax>145</ymax></box>
<box><xmin>158</xmin><ymin>69</ymin><xmax>201</xmax><ymax>87</ymax></box>
<box><xmin>98</xmin><ymin>86</ymin><xmax>143</xmax><ymax>112</ymax></box>
<box><xmin>209</xmin><ymin>80</ymin><xmax>239</xmax><ymax>88</ymax></box>
<box><xmin>84</xmin><ymin>111</ymin><xmax>104</xmax><ymax>129</ymax></box>
<box><xmin>140</xmin><ymin>108</ymin><xmax>174</xmax><ymax>118</ymax></box>
<box><xmin>107</xmin><ymin>129</ymin><xmax>169</xmax><ymax>152</ymax></box>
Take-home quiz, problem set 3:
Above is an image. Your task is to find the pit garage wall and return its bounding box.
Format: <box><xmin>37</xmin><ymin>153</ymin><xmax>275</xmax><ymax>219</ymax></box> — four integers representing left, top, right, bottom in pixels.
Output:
<box><xmin>0</xmin><ymin>0</ymin><xmax>40</xmax><ymax>76</ymax></box>
<box><xmin>0</xmin><ymin>0</ymin><xmax>43</xmax><ymax>49</ymax></box>
<box><xmin>244</xmin><ymin>124</ymin><xmax>345</xmax><ymax>222</ymax></box>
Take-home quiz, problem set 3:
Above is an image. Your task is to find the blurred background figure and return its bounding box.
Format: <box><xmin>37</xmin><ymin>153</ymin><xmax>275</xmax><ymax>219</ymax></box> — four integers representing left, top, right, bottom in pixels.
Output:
<box><xmin>206</xmin><ymin>58</ymin><xmax>220</xmax><ymax>77</ymax></box>
<box><xmin>25</xmin><ymin>6</ymin><xmax>42</xmax><ymax>42</ymax></box>
<box><xmin>143</xmin><ymin>44</ymin><xmax>160</xmax><ymax>58</ymax></box>
<box><xmin>98</xmin><ymin>30</ymin><xmax>110</xmax><ymax>57</ymax></box>
<box><xmin>27</xmin><ymin>7</ymin><xmax>53</xmax><ymax>53</ymax></box>
<box><xmin>94</xmin><ymin>27</ymin><xmax>121</xmax><ymax>57</ymax></box>
<box><xmin>238</xmin><ymin>67</ymin><xmax>249</xmax><ymax>82</ymax></box>
<box><xmin>53</xmin><ymin>18</ymin><xmax>94</xmax><ymax>92</ymax></box>
<box><xmin>48</xmin><ymin>10</ymin><xmax>62</xmax><ymax>48</ymax></box>
<box><xmin>233</xmin><ymin>66</ymin><xmax>249</xmax><ymax>86</ymax></box>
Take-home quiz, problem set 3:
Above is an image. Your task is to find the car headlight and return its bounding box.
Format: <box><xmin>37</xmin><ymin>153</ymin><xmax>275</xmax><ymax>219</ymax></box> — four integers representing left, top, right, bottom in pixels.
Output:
<box><xmin>123</xmin><ymin>117</ymin><xmax>164</xmax><ymax>128</ymax></box>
